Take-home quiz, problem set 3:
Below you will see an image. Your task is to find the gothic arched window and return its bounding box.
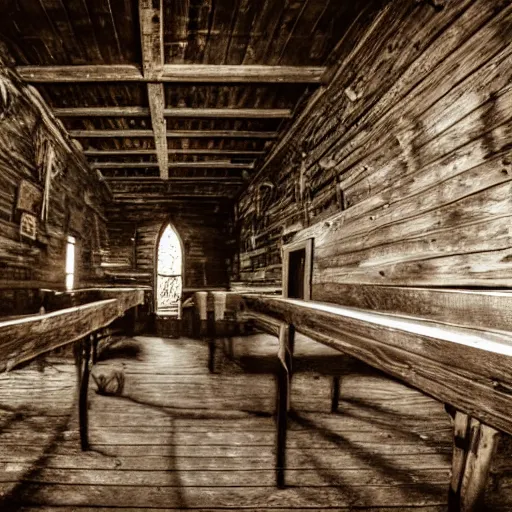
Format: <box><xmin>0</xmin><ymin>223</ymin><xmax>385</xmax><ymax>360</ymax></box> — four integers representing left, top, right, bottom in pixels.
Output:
<box><xmin>156</xmin><ymin>224</ymin><xmax>183</xmax><ymax>317</ymax></box>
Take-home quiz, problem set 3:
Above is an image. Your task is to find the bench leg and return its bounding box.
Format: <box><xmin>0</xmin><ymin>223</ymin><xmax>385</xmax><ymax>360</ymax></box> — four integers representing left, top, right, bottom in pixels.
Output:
<box><xmin>448</xmin><ymin>411</ymin><xmax>500</xmax><ymax>511</ymax></box>
<box><xmin>126</xmin><ymin>306</ymin><xmax>138</xmax><ymax>337</ymax></box>
<box><xmin>78</xmin><ymin>335</ymin><xmax>92</xmax><ymax>451</ymax></box>
<box><xmin>208</xmin><ymin>339</ymin><xmax>216</xmax><ymax>373</ymax></box>
<box><xmin>331</xmin><ymin>376</ymin><xmax>341</xmax><ymax>413</ymax></box>
<box><xmin>91</xmin><ymin>332</ymin><xmax>99</xmax><ymax>365</ymax></box>
<box><xmin>276</xmin><ymin>363</ymin><xmax>289</xmax><ymax>489</ymax></box>
<box><xmin>276</xmin><ymin>323</ymin><xmax>293</xmax><ymax>488</ymax></box>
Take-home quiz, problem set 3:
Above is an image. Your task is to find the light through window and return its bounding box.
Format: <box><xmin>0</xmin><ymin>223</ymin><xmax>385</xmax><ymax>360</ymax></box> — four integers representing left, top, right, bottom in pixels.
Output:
<box><xmin>156</xmin><ymin>224</ymin><xmax>183</xmax><ymax>316</ymax></box>
<box><xmin>65</xmin><ymin>235</ymin><xmax>75</xmax><ymax>290</ymax></box>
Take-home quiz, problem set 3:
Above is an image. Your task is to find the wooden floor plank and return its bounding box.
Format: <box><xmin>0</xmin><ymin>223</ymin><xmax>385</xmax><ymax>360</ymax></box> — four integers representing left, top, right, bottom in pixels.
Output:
<box><xmin>14</xmin><ymin>483</ymin><xmax>450</xmax><ymax>508</ymax></box>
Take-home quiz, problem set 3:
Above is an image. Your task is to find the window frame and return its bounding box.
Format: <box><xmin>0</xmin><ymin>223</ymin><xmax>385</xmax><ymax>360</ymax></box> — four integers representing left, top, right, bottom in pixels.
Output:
<box><xmin>65</xmin><ymin>235</ymin><xmax>76</xmax><ymax>291</ymax></box>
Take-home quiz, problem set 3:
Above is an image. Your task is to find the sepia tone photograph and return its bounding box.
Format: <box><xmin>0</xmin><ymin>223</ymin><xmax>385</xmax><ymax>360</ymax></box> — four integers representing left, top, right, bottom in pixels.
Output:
<box><xmin>0</xmin><ymin>0</ymin><xmax>511</xmax><ymax>510</ymax></box>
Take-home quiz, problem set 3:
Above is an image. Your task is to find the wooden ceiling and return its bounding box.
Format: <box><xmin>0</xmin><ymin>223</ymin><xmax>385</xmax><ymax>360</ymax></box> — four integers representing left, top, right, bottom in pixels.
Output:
<box><xmin>0</xmin><ymin>0</ymin><xmax>365</xmax><ymax>203</ymax></box>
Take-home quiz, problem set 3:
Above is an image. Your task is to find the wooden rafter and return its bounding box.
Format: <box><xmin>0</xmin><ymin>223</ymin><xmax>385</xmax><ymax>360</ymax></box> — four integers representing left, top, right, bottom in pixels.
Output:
<box><xmin>18</xmin><ymin>65</ymin><xmax>143</xmax><ymax>82</ymax></box>
<box><xmin>84</xmin><ymin>149</ymin><xmax>265</xmax><ymax>157</ymax></box>
<box><xmin>113</xmin><ymin>194</ymin><xmax>230</xmax><ymax>201</ymax></box>
<box><xmin>54</xmin><ymin>107</ymin><xmax>292</xmax><ymax>118</ymax></box>
<box><xmin>147</xmin><ymin>84</ymin><xmax>168</xmax><ymax>179</ymax></box>
<box><xmin>139</xmin><ymin>0</ymin><xmax>168</xmax><ymax>179</ymax></box>
<box><xmin>70</xmin><ymin>130</ymin><xmax>278</xmax><ymax>139</ymax></box>
<box><xmin>92</xmin><ymin>161</ymin><xmax>255</xmax><ymax>169</ymax></box>
<box><xmin>17</xmin><ymin>65</ymin><xmax>326</xmax><ymax>83</ymax></box>
<box><xmin>103</xmin><ymin>177</ymin><xmax>245</xmax><ymax>183</ymax></box>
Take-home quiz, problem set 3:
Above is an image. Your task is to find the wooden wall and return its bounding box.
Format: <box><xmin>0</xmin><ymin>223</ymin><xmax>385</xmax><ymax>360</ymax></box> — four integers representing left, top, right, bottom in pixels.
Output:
<box><xmin>105</xmin><ymin>202</ymin><xmax>232</xmax><ymax>290</ymax></box>
<box><xmin>234</xmin><ymin>0</ymin><xmax>512</xmax><ymax>295</ymax></box>
<box><xmin>0</xmin><ymin>44</ymin><xmax>109</xmax><ymax>291</ymax></box>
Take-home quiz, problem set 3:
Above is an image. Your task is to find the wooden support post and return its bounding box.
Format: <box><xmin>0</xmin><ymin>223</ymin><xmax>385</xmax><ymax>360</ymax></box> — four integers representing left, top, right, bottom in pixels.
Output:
<box><xmin>212</xmin><ymin>292</ymin><xmax>227</xmax><ymax>373</ymax></box>
<box><xmin>208</xmin><ymin>329</ymin><xmax>216</xmax><ymax>373</ymax></box>
<box><xmin>78</xmin><ymin>335</ymin><xmax>92</xmax><ymax>451</ymax></box>
<box><xmin>331</xmin><ymin>376</ymin><xmax>341</xmax><ymax>413</ymax></box>
<box><xmin>195</xmin><ymin>292</ymin><xmax>213</xmax><ymax>371</ymax></box>
<box><xmin>73</xmin><ymin>339</ymin><xmax>83</xmax><ymax>394</ymax></box>
<box><xmin>449</xmin><ymin>411</ymin><xmax>500</xmax><ymax>511</ymax></box>
<box><xmin>276</xmin><ymin>323</ymin><xmax>293</xmax><ymax>489</ymax></box>
<box><xmin>126</xmin><ymin>305</ymin><xmax>138</xmax><ymax>336</ymax></box>
<box><xmin>91</xmin><ymin>331</ymin><xmax>99</xmax><ymax>365</ymax></box>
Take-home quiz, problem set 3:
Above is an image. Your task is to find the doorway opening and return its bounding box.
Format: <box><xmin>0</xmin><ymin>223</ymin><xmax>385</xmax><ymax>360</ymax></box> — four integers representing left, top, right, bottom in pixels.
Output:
<box><xmin>282</xmin><ymin>238</ymin><xmax>313</xmax><ymax>300</ymax></box>
<box><xmin>156</xmin><ymin>223</ymin><xmax>183</xmax><ymax>317</ymax></box>
<box><xmin>287</xmin><ymin>248</ymin><xmax>306</xmax><ymax>299</ymax></box>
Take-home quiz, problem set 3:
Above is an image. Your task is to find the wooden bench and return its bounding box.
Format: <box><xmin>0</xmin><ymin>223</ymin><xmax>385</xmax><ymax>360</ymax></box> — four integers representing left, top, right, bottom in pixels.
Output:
<box><xmin>0</xmin><ymin>287</ymin><xmax>145</xmax><ymax>451</ymax></box>
<box><xmin>234</xmin><ymin>292</ymin><xmax>512</xmax><ymax>511</ymax></box>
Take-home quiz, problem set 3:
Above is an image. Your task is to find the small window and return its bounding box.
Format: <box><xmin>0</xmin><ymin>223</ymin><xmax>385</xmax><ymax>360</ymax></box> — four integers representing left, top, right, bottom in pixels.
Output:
<box><xmin>65</xmin><ymin>235</ymin><xmax>75</xmax><ymax>291</ymax></box>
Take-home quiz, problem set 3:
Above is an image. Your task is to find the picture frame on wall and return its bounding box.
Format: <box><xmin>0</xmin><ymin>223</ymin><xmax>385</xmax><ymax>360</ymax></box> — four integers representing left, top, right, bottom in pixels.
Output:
<box><xmin>16</xmin><ymin>179</ymin><xmax>42</xmax><ymax>214</ymax></box>
<box><xmin>19</xmin><ymin>212</ymin><xmax>37</xmax><ymax>240</ymax></box>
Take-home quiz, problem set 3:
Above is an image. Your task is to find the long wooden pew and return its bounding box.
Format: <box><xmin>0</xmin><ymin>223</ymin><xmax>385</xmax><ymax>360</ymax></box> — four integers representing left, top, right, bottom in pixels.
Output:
<box><xmin>0</xmin><ymin>287</ymin><xmax>145</xmax><ymax>450</ymax></box>
<box><xmin>230</xmin><ymin>291</ymin><xmax>512</xmax><ymax>511</ymax></box>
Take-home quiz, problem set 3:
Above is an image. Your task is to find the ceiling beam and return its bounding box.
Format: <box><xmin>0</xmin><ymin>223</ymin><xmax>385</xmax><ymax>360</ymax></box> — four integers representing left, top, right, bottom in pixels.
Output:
<box><xmin>92</xmin><ymin>161</ymin><xmax>255</xmax><ymax>169</ymax></box>
<box><xmin>147</xmin><ymin>84</ymin><xmax>168</xmax><ymax>179</ymax></box>
<box><xmin>84</xmin><ymin>149</ymin><xmax>265</xmax><ymax>156</ymax></box>
<box><xmin>105</xmin><ymin>177</ymin><xmax>244</xmax><ymax>183</ymax></box>
<box><xmin>54</xmin><ymin>107</ymin><xmax>292</xmax><ymax>118</ymax></box>
<box><xmin>113</xmin><ymin>194</ymin><xmax>232</xmax><ymax>201</ymax></box>
<box><xmin>112</xmin><ymin>199</ymin><xmax>228</xmax><ymax>205</ymax></box>
<box><xmin>70</xmin><ymin>130</ymin><xmax>278</xmax><ymax>139</ymax></box>
<box><xmin>17</xmin><ymin>65</ymin><xmax>326</xmax><ymax>84</ymax></box>
<box><xmin>140</xmin><ymin>0</ymin><xmax>167</xmax><ymax>179</ymax></box>
<box><xmin>156</xmin><ymin>65</ymin><xmax>325</xmax><ymax>83</ymax></box>
<box><xmin>17</xmin><ymin>65</ymin><xmax>143</xmax><ymax>82</ymax></box>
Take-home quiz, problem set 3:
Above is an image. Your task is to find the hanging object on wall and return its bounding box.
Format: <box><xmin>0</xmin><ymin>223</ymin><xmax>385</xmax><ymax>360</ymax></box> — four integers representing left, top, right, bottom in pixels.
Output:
<box><xmin>0</xmin><ymin>67</ymin><xmax>20</xmax><ymax>122</ymax></box>
<box><xmin>37</xmin><ymin>137</ymin><xmax>65</xmax><ymax>224</ymax></box>
<box><xmin>255</xmin><ymin>181</ymin><xmax>275</xmax><ymax>218</ymax></box>
<box><xmin>19</xmin><ymin>212</ymin><xmax>37</xmax><ymax>240</ymax></box>
<box><xmin>16</xmin><ymin>179</ymin><xmax>42</xmax><ymax>214</ymax></box>
<box><xmin>40</xmin><ymin>141</ymin><xmax>55</xmax><ymax>223</ymax></box>
<box><xmin>295</xmin><ymin>151</ymin><xmax>311</xmax><ymax>225</ymax></box>
<box><xmin>69</xmin><ymin>205</ymin><xmax>85</xmax><ymax>234</ymax></box>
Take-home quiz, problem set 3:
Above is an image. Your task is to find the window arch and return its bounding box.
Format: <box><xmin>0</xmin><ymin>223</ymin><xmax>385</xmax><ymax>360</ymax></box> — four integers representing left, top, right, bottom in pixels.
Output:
<box><xmin>156</xmin><ymin>223</ymin><xmax>183</xmax><ymax>317</ymax></box>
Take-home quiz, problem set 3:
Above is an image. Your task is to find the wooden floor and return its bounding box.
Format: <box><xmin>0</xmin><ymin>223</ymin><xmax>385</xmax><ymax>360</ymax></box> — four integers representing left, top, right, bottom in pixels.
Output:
<box><xmin>0</xmin><ymin>333</ymin><xmax>460</xmax><ymax>511</ymax></box>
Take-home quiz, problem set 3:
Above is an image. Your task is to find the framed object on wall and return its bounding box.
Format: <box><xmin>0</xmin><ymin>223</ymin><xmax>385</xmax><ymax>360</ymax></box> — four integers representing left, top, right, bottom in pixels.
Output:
<box><xmin>282</xmin><ymin>238</ymin><xmax>313</xmax><ymax>300</ymax></box>
<box><xmin>19</xmin><ymin>212</ymin><xmax>37</xmax><ymax>240</ymax></box>
<box><xmin>16</xmin><ymin>180</ymin><xmax>42</xmax><ymax>214</ymax></box>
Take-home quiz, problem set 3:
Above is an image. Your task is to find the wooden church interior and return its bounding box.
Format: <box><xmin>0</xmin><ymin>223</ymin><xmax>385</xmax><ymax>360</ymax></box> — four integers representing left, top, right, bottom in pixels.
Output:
<box><xmin>0</xmin><ymin>0</ymin><xmax>511</xmax><ymax>510</ymax></box>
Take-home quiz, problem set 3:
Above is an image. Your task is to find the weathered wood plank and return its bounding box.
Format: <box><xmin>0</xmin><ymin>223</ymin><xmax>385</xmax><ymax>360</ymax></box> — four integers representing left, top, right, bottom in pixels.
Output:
<box><xmin>93</xmin><ymin>161</ymin><xmax>254</xmax><ymax>169</ymax></box>
<box><xmin>16</xmin><ymin>65</ymin><xmax>144</xmax><ymax>82</ymax></box>
<box><xmin>2</xmin><ymin>467</ymin><xmax>449</xmax><ymax>487</ymax></box>
<box><xmin>147</xmin><ymin>83</ymin><xmax>168</xmax><ymax>180</ymax></box>
<box><xmin>70</xmin><ymin>129</ymin><xmax>278</xmax><ymax>138</ymax></box>
<box><xmin>17</xmin><ymin>65</ymin><xmax>326</xmax><ymax>83</ymax></box>
<box><xmin>55</xmin><ymin>107</ymin><xmax>292</xmax><ymax>118</ymax></box>
<box><xmin>139</xmin><ymin>0</ymin><xmax>167</xmax><ymax>179</ymax></box>
<box><xmin>311</xmin><ymin>284</ymin><xmax>512</xmax><ymax>333</ymax></box>
<box><xmin>9</xmin><ymin>483</ymin><xmax>449</xmax><ymax>508</ymax></box>
<box><xmin>84</xmin><ymin>149</ymin><xmax>265</xmax><ymax>156</ymax></box>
